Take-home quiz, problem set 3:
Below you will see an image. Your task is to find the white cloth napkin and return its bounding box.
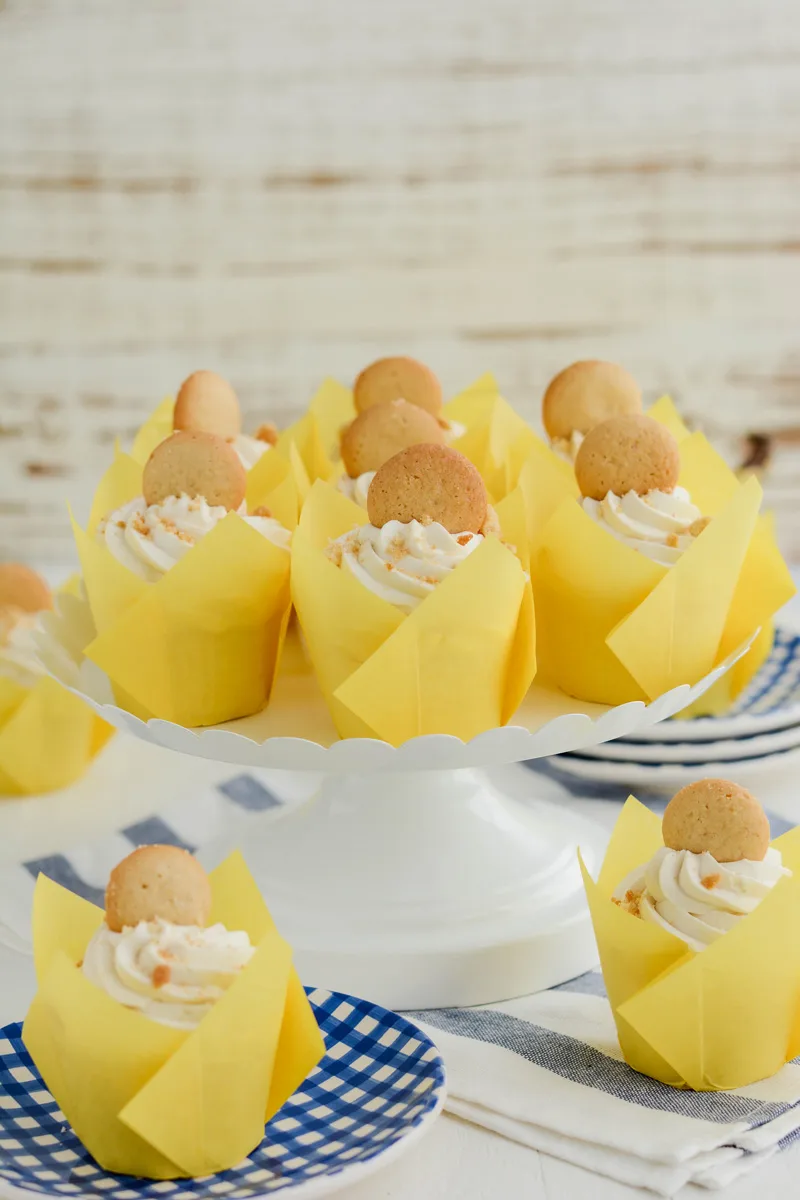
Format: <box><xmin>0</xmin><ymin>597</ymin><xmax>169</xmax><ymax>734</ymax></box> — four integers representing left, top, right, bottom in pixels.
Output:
<box><xmin>413</xmin><ymin>971</ymin><xmax>800</xmax><ymax>1196</ymax></box>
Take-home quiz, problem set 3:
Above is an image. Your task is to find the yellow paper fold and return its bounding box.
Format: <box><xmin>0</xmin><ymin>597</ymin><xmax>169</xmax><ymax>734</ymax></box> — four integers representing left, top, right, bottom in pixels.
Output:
<box><xmin>647</xmin><ymin>406</ymin><xmax>796</xmax><ymax>710</ymax></box>
<box><xmin>23</xmin><ymin>853</ymin><xmax>325</xmax><ymax>1178</ymax></box>
<box><xmin>291</xmin><ymin>480</ymin><xmax>536</xmax><ymax>744</ymax></box>
<box><xmin>0</xmin><ymin>674</ymin><xmax>113</xmax><ymax>796</ymax></box>
<box><xmin>526</xmin><ymin>419</ymin><xmax>794</xmax><ymax>704</ymax></box>
<box><xmin>582</xmin><ymin>798</ymin><xmax>800</xmax><ymax>1090</ymax></box>
<box><xmin>74</xmin><ymin>454</ymin><xmax>292</xmax><ymax>727</ymax></box>
<box><xmin>444</xmin><ymin>374</ymin><xmax>539</xmax><ymax>501</ymax></box>
<box><xmin>131</xmin><ymin>396</ymin><xmax>175</xmax><ymax>466</ymax></box>
<box><xmin>277</xmin><ymin>379</ymin><xmax>355</xmax><ymax>484</ymax></box>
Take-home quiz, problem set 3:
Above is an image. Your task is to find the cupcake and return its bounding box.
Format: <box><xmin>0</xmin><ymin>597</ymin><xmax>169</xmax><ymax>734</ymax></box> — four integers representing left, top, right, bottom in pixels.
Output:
<box><xmin>24</xmin><ymin>846</ymin><xmax>325</xmax><ymax>1176</ymax></box>
<box><xmin>292</xmin><ymin>443</ymin><xmax>535</xmax><ymax>743</ymax></box>
<box><xmin>582</xmin><ymin>782</ymin><xmax>800</xmax><ymax>1090</ymax></box>
<box><xmin>0</xmin><ymin>565</ymin><xmax>112</xmax><ymax>794</ymax></box>
<box><xmin>74</xmin><ymin>432</ymin><xmax>293</xmax><ymax>726</ymax></box>
<box><xmin>542</xmin><ymin>360</ymin><xmax>642</xmax><ymax>464</ymax></box>
<box><xmin>529</xmin><ymin>412</ymin><xmax>772</xmax><ymax>705</ymax></box>
<box><xmin>337</xmin><ymin>398</ymin><xmax>447</xmax><ymax>509</ymax></box>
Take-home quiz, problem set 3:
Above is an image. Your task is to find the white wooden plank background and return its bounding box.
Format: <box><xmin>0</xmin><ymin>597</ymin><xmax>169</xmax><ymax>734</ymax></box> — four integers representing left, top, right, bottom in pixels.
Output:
<box><xmin>1</xmin><ymin>0</ymin><xmax>799</xmax><ymax>563</ymax></box>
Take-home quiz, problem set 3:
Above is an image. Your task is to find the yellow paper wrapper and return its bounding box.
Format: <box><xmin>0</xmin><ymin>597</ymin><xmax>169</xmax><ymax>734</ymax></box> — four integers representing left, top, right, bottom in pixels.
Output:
<box><xmin>524</xmin><ymin>393</ymin><xmax>795</xmax><ymax>704</ymax></box>
<box><xmin>74</xmin><ymin>449</ymin><xmax>293</xmax><ymax>727</ymax></box>
<box><xmin>291</xmin><ymin>480</ymin><xmax>536</xmax><ymax>744</ymax></box>
<box><xmin>23</xmin><ymin>852</ymin><xmax>325</xmax><ymax>1177</ymax></box>
<box><xmin>131</xmin><ymin>396</ymin><xmax>176</xmax><ymax>466</ymax></box>
<box><xmin>581</xmin><ymin>798</ymin><xmax>800</xmax><ymax>1090</ymax></box>
<box><xmin>277</xmin><ymin>379</ymin><xmax>355</xmax><ymax>484</ymax></box>
<box><xmin>443</xmin><ymin>373</ymin><xmax>540</xmax><ymax>502</ymax></box>
<box><xmin>0</xmin><ymin>673</ymin><xmax>113</xmax><ymax>796</ymax></box>
<box><xmin>647</xmin><ymin>398</ymin><xmax>794</xmax><ymax>712</ymax></box>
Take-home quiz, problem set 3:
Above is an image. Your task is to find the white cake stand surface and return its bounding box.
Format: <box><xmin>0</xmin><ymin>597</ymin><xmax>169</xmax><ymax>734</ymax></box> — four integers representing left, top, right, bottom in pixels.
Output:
<box><xmin>34</xmin><ymin>594</ymin><xmax>752</xmax><ymax>1009</ymax></box>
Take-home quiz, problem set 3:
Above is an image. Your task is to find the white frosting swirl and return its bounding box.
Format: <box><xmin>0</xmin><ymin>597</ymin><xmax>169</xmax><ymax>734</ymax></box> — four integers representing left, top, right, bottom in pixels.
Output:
<box><xmin>337</xmin><ymin>471</ymin><xmax>375</xmax><ymax>508</ymax></box>
<box><xmin>82</xmin><ymin>919</ymin><xmax>255</xmax><ymax>1029</ymax></box>
<box><xmin>445</xmin><ymin>419</ymin><xmax>467</xmax><ymax>442</ymax></box>
<box><xmin>551</xmin><ymin>430</ymin><xmax>585</xmax><ymax>464</ymax></box>
<box><xmin>331</xmin><ymin>519</ymin><xmax>483</xmax><ymax>612</ymax></box>
<box><xmin>98</xmin><ymin>493</ymin><xmax>290</xmax><ymax>581</ymax></box>
<box><xmin>230</xmin><ymin>435</ymin><xmax>271</xmax><ymax>471</ymax></box>
<box><xmin>582</xmin><ymin>486</ymin><xmax>702</xmax><ymax>566</ymax></box>
<box><xmin>614</xmin><ymin>845</ymin><xmax>789</xmax><ymax>952</ymax></box>
<box><xmin>0</xmin><ymin>611</ymin><xmax>45</xmax><ymax>686</ymax></box>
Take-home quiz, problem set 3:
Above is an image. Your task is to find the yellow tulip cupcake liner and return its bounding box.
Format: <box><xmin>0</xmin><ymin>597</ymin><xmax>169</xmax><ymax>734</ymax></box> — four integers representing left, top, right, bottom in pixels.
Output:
<box><xmin>581</xmin><ymin>797</ymin><xmax>800</xmax><ymax>1091</ymax></box>
<box><xmin>290</xmin><ymin>479</ymin><xmax>536</xmax><ymax>745</ymax></box>
<box><xmin>23</xmin><ymin>851</ymin><xmax>325</xmax><ymax>1178</ymax></box>
<box><xmin>523</xmin><ymin>396</ymin><xmax>794</xmax><ymax>706</ymax></box>
<box><xmin>0</xmin><ymin>673</ymin><xmax>112</xmax><ymax>796</ymax></box>
<box><xmin>73</xmin><ymin>447</ymin><xmax>300</xmax><ymax>728</ymax></box>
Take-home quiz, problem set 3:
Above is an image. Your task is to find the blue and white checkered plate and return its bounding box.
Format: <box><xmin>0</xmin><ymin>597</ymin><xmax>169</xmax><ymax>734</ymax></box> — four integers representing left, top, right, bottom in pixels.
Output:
<box><xmin>0</xmin><ymin>989</ymin><xmax>446</xmax><ymax>1200</ymax></box>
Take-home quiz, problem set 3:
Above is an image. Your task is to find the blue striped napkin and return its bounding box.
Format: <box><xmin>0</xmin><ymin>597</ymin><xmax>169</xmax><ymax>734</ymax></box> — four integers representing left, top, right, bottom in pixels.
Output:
<box><xmin>1</xmin><ymin>768</ymin><xmax>798</xmax><ymax>1195</ymax></box>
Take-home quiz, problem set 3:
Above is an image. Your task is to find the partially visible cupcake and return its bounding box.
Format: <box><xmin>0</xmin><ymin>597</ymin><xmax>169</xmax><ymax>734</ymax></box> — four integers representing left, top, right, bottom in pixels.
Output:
<box><xmin>542</xmin><ymin>360</ymin><xmax>642</xmax><ymax>464</ymax></box>
<box><xmin>173</xmin><ymin>369</ymin><xmax>279</xmax><ymax>470</ymax></box>
<box><xmin>354</xmin><ymin>356</ymin><xmax>466</xmax><ymax>441</ymax></box>
<box><xmin>97</xmin><ymin>430</ymin><xmax>291</xmax><ymax>580</ymax></box>
<box><xmin>575</xmin><ymin>414</ymin><xmax>708</xmax><ymax>566</ymax></box>
<box><xmin>0</xmin><ymin>563</ymin><xmax>52</xmax><ymax>686</ymax></box>
<box><xmin>337</xmin><ymin>398</ymin><xmax>447</xmax><ymax>508</ymax></box>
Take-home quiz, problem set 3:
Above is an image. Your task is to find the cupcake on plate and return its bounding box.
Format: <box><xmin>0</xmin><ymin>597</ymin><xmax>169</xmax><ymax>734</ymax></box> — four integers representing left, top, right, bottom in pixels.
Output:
<box><xmin>292</xmin><ymin>443</ymin><xmax>535</xmax><ymax>744</ymax></box>
<box><xmin>24</xmin><ymin>845</ymin><xmax>324</xmax><ymax>1177</ymax></box>
<box><xmin>0</xmin><ymin>565</ymin><xmax>112</xmax><ymax>794</ymax></box>
<box><xmin>582</xmin><ymin>781</ymin><xmax>800</xmax><ymax>1090</ymax></box>
<box><xmin>74</xmin><ymin>432</ymin><xmax>293</xmax><ymax>727</ymax></box>
<box><xmin>337</xmin><ymin>398</ymin><xmax>447</xmax><ymax>509</ymax></box>
<box><xmin>542</xmin><ymin>360</ymin><xmax>642</xmax><ymax>464</ymax></box>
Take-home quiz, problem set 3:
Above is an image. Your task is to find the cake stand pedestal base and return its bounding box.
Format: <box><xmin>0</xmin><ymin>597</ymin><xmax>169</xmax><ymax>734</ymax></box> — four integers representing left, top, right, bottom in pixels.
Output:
<box><xmin>235</xmin><ymin>767</ymin><xmax>607</xmax><ymax>1010</ymax></box>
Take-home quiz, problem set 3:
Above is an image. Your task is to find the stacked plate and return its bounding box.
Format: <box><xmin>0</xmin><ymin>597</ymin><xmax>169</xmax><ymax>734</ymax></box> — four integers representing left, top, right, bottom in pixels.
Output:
<box><xmin>543</xmin><ymin>627</ymin><xmax>800</xmax><ymax>791</ymax></box>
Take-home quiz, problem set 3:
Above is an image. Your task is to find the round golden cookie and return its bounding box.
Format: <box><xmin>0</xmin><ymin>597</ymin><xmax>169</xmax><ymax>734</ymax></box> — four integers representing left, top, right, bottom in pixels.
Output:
<box><xmin>662</xmin><ymin>779</ymin><xmax>770</xmax><ymax>864</ymax></box>
<box><xmin>0</xmin><ymin>563</ymin><xmax>52</xmax><ymax>614</ymax></box>
<box><xmin>105</xmin><ymin>845</ymin><xmax>212</xmax><ymax>933</ymax></box>
<box><xmin>542</xmin><ymin>361</ymin><xmax>642</xmax><ymax>441</ymax></box>
<box><xmin>173</xmin><ymin>370</ymin><xmax>242</xmax><ymax>440</ymax></box>
<box><xmin>354</xmin><ymin>356</ymin><xmax>443</xmax><ymax>417</ymax></box>
<box><xmin>341</xmin><ymin>399</ymin><xmax>446</xmax><ymax>478</ymax></box>
<box><xmin>143</xmin><ymin>430</ymin><xmax>246</xmax><ymax>511</ymax></box>
<box><xmin>367</xmin><ymin>443</ymin><xmax>488</xmax><ymax>534</ymax></box>
<box><xmin>575</xmin><ymin>414</ymin><xmax>680</xmax><ymax>500</ymax></box>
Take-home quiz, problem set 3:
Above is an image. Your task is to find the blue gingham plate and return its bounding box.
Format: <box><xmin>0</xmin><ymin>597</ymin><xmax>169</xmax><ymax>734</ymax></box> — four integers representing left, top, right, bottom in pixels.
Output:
<box><xmin>0</xmin><ymin>989</ymin><xmax>446</xmax><ymax>1200</ymax></box>
<box><xmin>625</xmin><ymin>627</ymin><xmax>800</xmax><ymax>743</ymax></box>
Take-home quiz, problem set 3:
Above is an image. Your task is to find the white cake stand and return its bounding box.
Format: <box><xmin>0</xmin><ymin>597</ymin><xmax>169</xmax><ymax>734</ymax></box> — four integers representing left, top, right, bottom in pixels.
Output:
<box><xmin>34</xmin><ymin>593</ymin><xmax>753</xmax><ymax>1009</ymax></box>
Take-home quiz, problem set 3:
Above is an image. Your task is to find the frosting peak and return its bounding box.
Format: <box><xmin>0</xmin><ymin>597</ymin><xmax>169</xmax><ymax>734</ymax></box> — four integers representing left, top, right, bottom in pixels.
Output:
<box><xmin>337</xmin><ymin>471</ymin><xmax>375</xmax><ymax>508</ymax></box>
<box><xmin>614</xmin><ymin>845</ymin><xmax>789</xmax><ymax>952</ymax></box>
<box><xmin>329</xmin><ymin>518</ymin><xmax>483</xmax><ymax>612</ymax></box>
<box><xmin>98</xmin><ymin>492</ymin><xmax>290</xmax><ymax>581</ymax></box>
<box><xmin>82</xmin><ymin>918</ymin><xmax>255</xmax><ymax>1029</ymax></box>
<box><xmin>582</xmin><ymin>485</ymin><xmax>702</xmax><ymax>565</ymax></box>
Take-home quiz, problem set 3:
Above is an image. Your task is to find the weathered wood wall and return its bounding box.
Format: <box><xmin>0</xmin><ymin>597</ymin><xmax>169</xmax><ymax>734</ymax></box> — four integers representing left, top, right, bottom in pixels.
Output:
<box><xmin>1</xmin><ymin>0</ymin><xmax>799</xmax><ymax>563</ymax></box>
